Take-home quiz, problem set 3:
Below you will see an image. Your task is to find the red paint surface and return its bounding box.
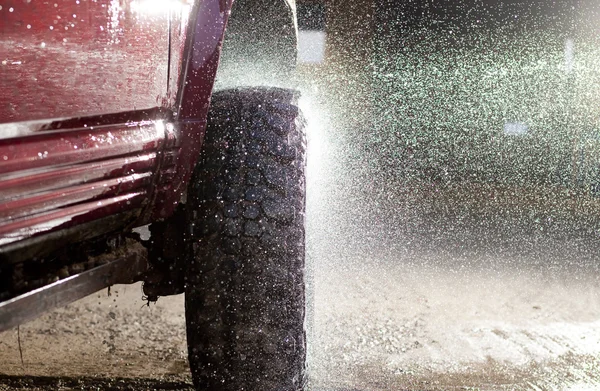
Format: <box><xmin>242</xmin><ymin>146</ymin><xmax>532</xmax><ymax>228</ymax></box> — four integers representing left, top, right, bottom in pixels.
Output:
<box><xmin>0</xmin><ymin>0</ymin><xmax>170</xmax><ymax>124</ymax></box>
<box><xmin>0</xmin><ymin>0</ymin><xmax>232</xmax><ymax>250</ymax></box>
<box><xmin>0</xmin><ymin>153</ymin><xmax>157</xmax><ymax>199</ymax></box>
<box><xmin>0</xmin><ymin>122</ymin><xmax>162</xmax><ymax>174</ymax></box>
<box><xmin>0</xmin><ymin>192</ymin><xmax>146</xmax><ymax>246</ymax></box>
<box><xmin>0</xmin><ymin>120</ymin><xmax>162</xmax><ymax>244</ymax></box>
<box><xmin>149</xmin><ymin>0</ymin><xmax>232</xmax><ymax>220</ymax></box>
<box><xmin>0</xmin><ymin>172</ymin><xmax>152</xmax><ymax>221</ymax></box>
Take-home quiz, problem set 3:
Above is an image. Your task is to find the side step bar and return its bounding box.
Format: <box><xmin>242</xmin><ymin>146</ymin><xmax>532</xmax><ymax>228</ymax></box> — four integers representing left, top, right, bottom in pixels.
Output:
<box><xmin>0</xmin><ymin>241</ymin><xmax>148</xmax><ymax>333</ymax></box>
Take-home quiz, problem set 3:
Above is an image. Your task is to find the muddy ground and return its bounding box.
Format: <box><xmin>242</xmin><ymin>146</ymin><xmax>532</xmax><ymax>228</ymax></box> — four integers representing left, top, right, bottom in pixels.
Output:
<box><xmin>2</xmin><ymin>182</ymin><xmax>600</xmax><ymax>390</ymax></box>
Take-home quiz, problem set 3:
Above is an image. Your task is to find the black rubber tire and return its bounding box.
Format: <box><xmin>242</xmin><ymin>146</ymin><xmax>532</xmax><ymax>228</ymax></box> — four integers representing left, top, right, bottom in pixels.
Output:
<box><xmin>184</xmin><ymin>87</ymin><xmax>307</xmax><ymax>391</ymax></box>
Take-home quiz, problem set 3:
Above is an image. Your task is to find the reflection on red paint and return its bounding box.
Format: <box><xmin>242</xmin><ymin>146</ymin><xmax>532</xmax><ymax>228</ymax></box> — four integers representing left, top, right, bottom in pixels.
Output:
<box><xmin>0</xmin><ymin>0</ymin><xmax>230</xmax><ymax>251</ymax></box>
<box><xmin>0</xmin><ymin>0</ymin><xmax>170</xmax><ymax>124</ymax></box>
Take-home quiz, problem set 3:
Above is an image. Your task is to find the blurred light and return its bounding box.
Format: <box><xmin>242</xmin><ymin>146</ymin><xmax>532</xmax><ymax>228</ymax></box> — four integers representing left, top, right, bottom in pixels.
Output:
<box><xmin>298</xmin><ymin>31</ymin><xmax>327</xmax><ymax>64</ymax></box>
<box><xmin>504</xmin><ymin>121</ymin><xmax>529</xmax><ymax>136</ymax></box>
<box><xmin>565</xmin><ymin>38</ymin><xmax>575</xmax><ymax>74</ymax></box>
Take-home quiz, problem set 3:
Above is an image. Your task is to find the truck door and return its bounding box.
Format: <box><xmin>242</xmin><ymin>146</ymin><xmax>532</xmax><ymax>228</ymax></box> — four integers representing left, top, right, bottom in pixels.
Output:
<box><xmin>0</xmin><ymin>0</ymin><xmax>170</xmax><ymax>126</ymax></box>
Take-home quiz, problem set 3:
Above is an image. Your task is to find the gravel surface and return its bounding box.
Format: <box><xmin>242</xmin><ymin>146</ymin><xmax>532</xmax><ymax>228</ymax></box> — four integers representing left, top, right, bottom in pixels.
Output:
<box><xmin>2</xmin><ymin>184</ymin><xmax>600</xmax><ymax>390</ymax></box>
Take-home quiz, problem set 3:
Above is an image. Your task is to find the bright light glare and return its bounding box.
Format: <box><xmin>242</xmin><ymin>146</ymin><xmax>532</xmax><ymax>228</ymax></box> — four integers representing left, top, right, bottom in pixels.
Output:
<box><xmin>130</xmin><ymin>0</ymin><xmax>191</xmax><ymax>16</ymax></box>
<box><xmin>298</xmin><ymin>31</ymin><xmax>327</xmax><ymax>64</ymax></box>
<box><xmin>565</xmin><ymin>38</ymin><xmax>575</xmax><ymax>74</ymax></box>
<box><xmin>155</xmin><ymin>120</ymin><xmax>165</xmax><ymax>138</ymax></box>
<box><xmin>299</xmin><ymin>94</ymin><xmax>328</xmax><ymax>194</ymax></box>
<box><xmin>504</xmin><ymin>121</ymin><xmax>529</xmax><ymax>136</ymax></box>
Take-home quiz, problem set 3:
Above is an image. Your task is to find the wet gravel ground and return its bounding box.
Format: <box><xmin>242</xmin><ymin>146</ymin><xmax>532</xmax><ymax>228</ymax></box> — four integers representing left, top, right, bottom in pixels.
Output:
<box><xmin>2</xmin><ymin>182</ymin><xmax>600</xmax><ymax>390</ymax></box>
<box><xmin>0</xmin><ymin>375</ymin><xmax>193</xmax><ymax>391</ymax></box>
<box><xmin>0</xmin><ymin>281</ymin><xmax>191</xmax><ymax>390</ymax></box>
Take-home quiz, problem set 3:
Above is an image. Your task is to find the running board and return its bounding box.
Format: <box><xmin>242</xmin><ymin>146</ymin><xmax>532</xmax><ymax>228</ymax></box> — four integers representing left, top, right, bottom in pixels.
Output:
<box><xmin>0</xmin><ymin>241</ymin><xmax>148</xmax><ymax>333</ymax></box>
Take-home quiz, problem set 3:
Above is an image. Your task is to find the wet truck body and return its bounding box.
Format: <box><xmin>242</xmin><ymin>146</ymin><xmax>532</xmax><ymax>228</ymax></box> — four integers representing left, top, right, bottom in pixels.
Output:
<box><xmin>0</xmin><ymin>0</ymin><xmax>298</xmax><ymax>330</ymax></box>
<box><xmin>0</xmin><ymin>0</ymin><xmax>220</xmax><ymax>256</ymax></box>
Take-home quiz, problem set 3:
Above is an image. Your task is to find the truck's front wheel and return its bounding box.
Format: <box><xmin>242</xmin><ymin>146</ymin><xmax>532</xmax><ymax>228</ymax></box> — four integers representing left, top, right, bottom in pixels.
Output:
<box><xmin>184</xmin><ymin>88</ymin><xmax>307</xmax><ymax>390</ymax></box>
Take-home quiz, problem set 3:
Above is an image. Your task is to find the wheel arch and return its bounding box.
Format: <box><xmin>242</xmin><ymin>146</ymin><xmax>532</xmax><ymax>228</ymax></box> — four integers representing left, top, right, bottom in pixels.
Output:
<box><xmin>216</xmin><ymin>0</ymin><xmax>298</xmax><ymax>88</ymax></box>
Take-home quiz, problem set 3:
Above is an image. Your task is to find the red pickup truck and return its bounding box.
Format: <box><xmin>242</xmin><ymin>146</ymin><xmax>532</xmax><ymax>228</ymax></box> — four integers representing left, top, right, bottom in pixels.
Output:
<box><xmin>0</xmin><ymin>0</ymin><xmax>307</xmax><ymax>389</ymax></box>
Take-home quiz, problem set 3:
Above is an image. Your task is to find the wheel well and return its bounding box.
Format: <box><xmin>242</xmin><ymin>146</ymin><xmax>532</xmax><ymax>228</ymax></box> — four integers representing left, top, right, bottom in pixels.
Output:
<box><xmin>215</xmin><ymin>0</ymin><xmax>298</xmax><ymax>89</ymax></box>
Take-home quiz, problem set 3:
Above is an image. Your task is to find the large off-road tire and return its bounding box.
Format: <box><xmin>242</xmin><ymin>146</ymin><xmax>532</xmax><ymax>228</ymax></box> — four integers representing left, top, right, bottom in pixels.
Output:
<box><xmin>184</xmin><ymin>88</ymin><xmax>307</xmax><ymax>391</ymax></box>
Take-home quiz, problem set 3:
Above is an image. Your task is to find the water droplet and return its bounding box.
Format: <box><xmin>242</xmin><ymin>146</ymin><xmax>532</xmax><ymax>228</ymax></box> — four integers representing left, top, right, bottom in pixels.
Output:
<box><xmin>40</xmin><ymin>42</ymin><xmax>46</xmax><ymax>48</ymax></box>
